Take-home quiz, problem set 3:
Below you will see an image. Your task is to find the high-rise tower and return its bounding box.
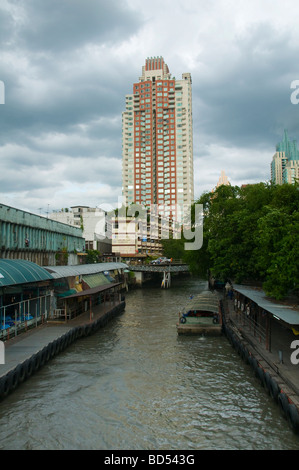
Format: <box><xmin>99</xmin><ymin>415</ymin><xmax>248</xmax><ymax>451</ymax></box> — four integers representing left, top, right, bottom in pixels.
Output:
<box><xmin>122</xmin><ymin>57</ymin><xmax>194</xmax><ymax>221</ymax></box>
<box><xmin>271</xmin><ymin>130</ymin><xmax>299</xmax><ymax>184</ymax></box>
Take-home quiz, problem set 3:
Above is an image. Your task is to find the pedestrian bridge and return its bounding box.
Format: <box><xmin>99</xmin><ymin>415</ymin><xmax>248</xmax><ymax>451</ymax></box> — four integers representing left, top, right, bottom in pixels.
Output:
<box><xmin>129</xmin><ymin>264</ymin><xmax>189</xmax><ymax>273</ymax></box>
<box><xmin>128</xmin><ymin>263</ymin><xmax>190</xmax><ymax>288</ymax></box>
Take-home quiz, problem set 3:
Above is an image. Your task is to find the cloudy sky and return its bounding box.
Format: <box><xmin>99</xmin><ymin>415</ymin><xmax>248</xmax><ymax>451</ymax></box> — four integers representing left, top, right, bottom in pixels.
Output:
<box><xmin>0</xmin><ymin>0</ymin><xmax>299</xmax><ymax>216</ymax></box>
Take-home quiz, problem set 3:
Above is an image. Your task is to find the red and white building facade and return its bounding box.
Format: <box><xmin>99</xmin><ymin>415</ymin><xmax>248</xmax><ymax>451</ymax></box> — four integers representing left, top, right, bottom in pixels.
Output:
<box><xmin>122</xmin><ymin>57</ymin><xmax>194</xmax><ymax>223</ymax></box>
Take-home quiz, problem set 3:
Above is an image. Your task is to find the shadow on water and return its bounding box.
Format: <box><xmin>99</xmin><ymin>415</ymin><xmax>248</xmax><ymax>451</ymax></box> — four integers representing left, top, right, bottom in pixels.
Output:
<box><xmin>0</xmin><ymin>276</ymin><xmax>298</xmax><ymax>450</ymax></box>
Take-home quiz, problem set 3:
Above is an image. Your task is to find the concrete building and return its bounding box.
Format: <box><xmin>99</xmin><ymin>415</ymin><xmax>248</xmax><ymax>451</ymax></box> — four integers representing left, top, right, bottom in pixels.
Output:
<box><xmin>122</xmin><ymin>57</ymin><xmax>194</xmax><ymax>222</ymax></box>
<box><xmin>111</xmin><ymin>209</ymin><xmax>162</xmax><ymax>258</ymax></box>
<box><xmin>271</xmin><ymin>151</ymin><xmax>288</xmax><ymax>185</ymax></box>
<box><xmin>271</xmin><ymin>130</ymin><xmax>299</xmax><ymax>185</ymax></box>
<box><xmin>111</xmin><ymin>206</ymin><xmax>180</xmax><ymax>259</ymax></box>
<box><xmin>49</xmin><ymin>206</ymin><xmax>112</xmax><ymax>254</ymax></box>
<box><xmin>283</xmin><ymin>160</ymin><xmax>299</xmax><ymax>184</ymax></box>
<box><xmin>0</xmin><ymin>203</ymin><xmax>85</xmax><ymax>266</ymax></box>
<box><xmin>111</xmin><ymin>214</ymin><xmax>139</xmax><ymax>257</ymax></box>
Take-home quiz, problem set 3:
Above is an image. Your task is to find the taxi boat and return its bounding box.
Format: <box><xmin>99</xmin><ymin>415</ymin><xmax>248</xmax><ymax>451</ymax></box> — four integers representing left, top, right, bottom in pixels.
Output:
<box><xmin>177</xmin><ymin>290</ymin><xmax>222</xmax><ymax>335</ymax></box>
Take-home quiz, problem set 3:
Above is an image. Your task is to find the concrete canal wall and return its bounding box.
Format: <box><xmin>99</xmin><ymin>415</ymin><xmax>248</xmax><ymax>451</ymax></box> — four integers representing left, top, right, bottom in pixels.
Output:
<box><xmin>221</xmin><ymin>300</ymin><xmax>299</xmax><ymax>435</ymax></box>
<box><xmin>0</xmin><ymin>301</ymin><xmax>125</xmax><ymax>401</ymax></box>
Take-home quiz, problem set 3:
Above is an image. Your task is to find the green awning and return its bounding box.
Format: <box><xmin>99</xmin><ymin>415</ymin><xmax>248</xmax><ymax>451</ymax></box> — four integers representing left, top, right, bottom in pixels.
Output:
<box><xmin>82</xmin><ymin>273</ymin><xmax>111</xmax><ymax>289</ymax></box>
<box><xmin>56</xmin><ymin>289</ymin><xmax>77</xmax><ymax>298</ymax></box>
<box><xmin>0</xmin><ymin>259</ymin><xmax>53</xmax><ymax>287</ymax></box>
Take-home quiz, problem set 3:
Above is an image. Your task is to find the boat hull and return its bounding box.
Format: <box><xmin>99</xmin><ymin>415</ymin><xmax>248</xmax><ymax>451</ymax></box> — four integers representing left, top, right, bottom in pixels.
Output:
<box><xmin>176</xmin><ymin>323</ymin><xmax>222</xmax><ymax>335</ymax></box>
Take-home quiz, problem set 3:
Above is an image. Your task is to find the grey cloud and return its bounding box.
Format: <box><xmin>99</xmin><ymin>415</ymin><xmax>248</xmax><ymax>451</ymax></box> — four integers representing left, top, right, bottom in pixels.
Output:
<box><xmin>62</xmin><ymin>156</ymin><xmax>121</xmax><ymax>186</ymax></box>
<box><xmin>0</xmin><ymin>0</ymin><xmax>141</xmax><ymax>143</ymax></box>
<box><xmin>1</xmin><ymin>1</ymin><xmax>299</xmax><ymax>214</ymax></box>
<box><xmin>0</xmin><ymin>8</ymin><xmax>14</xmax><ymax>46</ymax></box>
<box><xmin>12</xmin><ymin>0</ymin><xmax>142</xmax><ymax>52</ymax></box>
<box><xmin>0</xmin><ymin>163</ymin><xmax>62</xmax><ymax>192</ymax></box>
<box><xmin>193</xmin><ymin>22</ymin><xmax>298</xmax><ymax>152</ymax></box>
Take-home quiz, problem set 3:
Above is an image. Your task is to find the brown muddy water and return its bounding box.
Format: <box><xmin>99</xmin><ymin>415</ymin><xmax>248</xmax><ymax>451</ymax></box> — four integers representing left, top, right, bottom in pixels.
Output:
<box><xmin>0</xmin><ymin>277</ymin><xmax>298</xmax><ymax>450</ymax></box>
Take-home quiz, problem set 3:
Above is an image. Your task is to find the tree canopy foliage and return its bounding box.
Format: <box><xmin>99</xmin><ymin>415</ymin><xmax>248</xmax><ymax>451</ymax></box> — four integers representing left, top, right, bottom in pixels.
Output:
<box><xmin>85</xmin><ymin>249</ymin><xmax>101</xmax><ymax>264</ymax></box>
<box><xmin>163</xmin><ymin>182</ymin><xmax>299</xmax><ymax>300</ymax></box>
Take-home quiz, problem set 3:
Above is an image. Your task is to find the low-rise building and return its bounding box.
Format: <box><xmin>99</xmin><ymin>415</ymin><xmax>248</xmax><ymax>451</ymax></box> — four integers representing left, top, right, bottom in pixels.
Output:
<box><xmin>0</xmin><ymin>203</ymin><xmax>85</xmax><ymax>266</ymax></box>
<box><xmin>111</xmin><ymin>206</ymin><xmax>180</xmax><ymax>260</ymax></box>
<box><xmin>49</xmin><ymin>206</ymin><xmax>112</xmax><ymax>254</ymax></box>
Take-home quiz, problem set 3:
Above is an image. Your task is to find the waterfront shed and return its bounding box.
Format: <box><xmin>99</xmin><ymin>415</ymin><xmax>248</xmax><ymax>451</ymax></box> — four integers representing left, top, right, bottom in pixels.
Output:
<box><xmin>43</xmin><ymin>262</ymin><xmax>128</xmax><ymax>321</ymax></box>
<box><xmin>0</xmin><ymin>259</ymin><xmax>54</xmax><ymax>338</ymax></box>
<box><xmin>233</xmin><ymin>284</ymin><xmax>299</xmax><ymax>352</ymax></box>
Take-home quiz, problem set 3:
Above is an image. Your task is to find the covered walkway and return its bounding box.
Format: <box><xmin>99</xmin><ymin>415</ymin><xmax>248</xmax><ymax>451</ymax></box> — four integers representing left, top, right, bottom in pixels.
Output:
<box><xmin>225</xmin><ymin>285</ymin><xmax>299</xmax><ymax>403</ymax></box>
<box><xmin>0</xmin><ymin>297</ymin><xmax>126</xmax><ymax>388</ymax></box>
<box><xmin>0</xmin><ymin>259</ymin><xmax>53</xmax><ymax>340</ymax></box>
<box><xmin>58</xmin><ymin>282</ymin><xmax>123</xmax><ymax>323</ymax></box>
<box><xmin>0</xmin><ymin>260</ymin><xmax>129</xmax><ymax>340</ymax></box>
<box><xmin>0</xmin><ymin>259</ymin><xmax>53</xmax><ymax>286</ymax></box>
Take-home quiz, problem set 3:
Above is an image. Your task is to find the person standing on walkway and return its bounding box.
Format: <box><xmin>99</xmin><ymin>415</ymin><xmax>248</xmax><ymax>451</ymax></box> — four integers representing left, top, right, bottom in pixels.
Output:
<box><xmin>225</xmin><ymin>281</ymin><xmax>231</xmax><ymax>297</ymax></box>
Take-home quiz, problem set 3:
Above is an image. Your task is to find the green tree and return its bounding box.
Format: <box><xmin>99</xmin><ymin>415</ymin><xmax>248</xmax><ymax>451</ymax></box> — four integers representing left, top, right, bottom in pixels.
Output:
<box><xmin>161</xmin><ymin>234</ymin><xmax>185</xmax><ymax>260</ymax></box>
<box><xmin>85</xmin><ymin>249</ymin><xmax>101</xmax><ymax>264</ymax></box>
<box><xmin>255</xmin><ymin>207</ymin><xmax>299</xmax><ymax>299</ymax></box>
<box><xmin>186</xmin><ymin>181</ymin><xmax>299</xmax><ymax>299</ymax></box>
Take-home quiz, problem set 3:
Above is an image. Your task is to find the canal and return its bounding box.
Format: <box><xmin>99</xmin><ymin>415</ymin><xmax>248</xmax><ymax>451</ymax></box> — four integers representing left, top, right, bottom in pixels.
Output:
<box><xmin>0</xmin><ymin>277</ymin><xmax>298</xmax><ymax>450</ymax></box>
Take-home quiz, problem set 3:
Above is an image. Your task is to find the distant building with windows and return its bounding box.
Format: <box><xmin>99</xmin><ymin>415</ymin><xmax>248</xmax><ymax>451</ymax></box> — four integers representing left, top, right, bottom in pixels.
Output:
<box><xmin>49</xmin><ymin>206</ymin><xmax>112</xmax><ymax>253</ymax></box>
<box><xmin>283</xmin><ymin>159</ymin><xmax>299</xmax><ymax>184</ymax></box>
<box><xmin>122</xmin><ymin>56</ymin><xmax>194</xmax><ymax>223</ymax></box>
<box><xmin>271</xmin><ymin>130</ymin><xmax>299</xmax><ymax>184</ymax></box>
<box><xmin>111</xmin><ymin>206</ymin><xmax>181</xmax><ymax>259</ymax></box>
<box><xmin>216</xmin><ymin>170</ymin><xmax>230</xmax><ymax>188</ymax></box>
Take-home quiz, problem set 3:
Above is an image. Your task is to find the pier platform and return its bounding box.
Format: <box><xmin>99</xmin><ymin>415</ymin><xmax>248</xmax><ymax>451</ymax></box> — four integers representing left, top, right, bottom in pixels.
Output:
<box><xmin>0</xmin><ymin>300</ymin><xmax>125</xmax><ymax>398</ymax></box>
<box><xmin>225</xmin><ymin>298</ymin><xmax>299</xmax><ymax>397</ymax></box>
<box><xmin>224</xmin><ymin>297</ymin><xmax>299</xmax><ymax>433</ymax></box>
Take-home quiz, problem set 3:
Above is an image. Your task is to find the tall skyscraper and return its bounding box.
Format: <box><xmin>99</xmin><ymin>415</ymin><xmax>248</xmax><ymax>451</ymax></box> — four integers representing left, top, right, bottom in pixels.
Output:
<box><xmin>122</xmin><ymin>57</ymin><xmax>194</xmax><ymax>221</ymax></box>
<box><xmin>271</xmin><ymin>130</ymin><xmax>299</xmax><ymax>184</ymax></box>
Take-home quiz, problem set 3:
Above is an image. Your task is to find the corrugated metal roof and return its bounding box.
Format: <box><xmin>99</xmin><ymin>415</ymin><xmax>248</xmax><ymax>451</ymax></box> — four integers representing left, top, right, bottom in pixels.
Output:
<box><xmin>43</xmin><ymin>262</ymin><xmax>129</xmax><ymax>279</ymax></box>
<box><xmin>233</xmin><ymin>284</ymin><xmax>299</xmax><ymax>325</ymax></box>
<box><xmin>62</xmin><ymin>282</ymin><xmax>122</xmax><ymax>299</ymax></box>
<box><xmin>0</xmin><ymin>259</ymin><xmax>53</xmax><ymax>287</ymax></box>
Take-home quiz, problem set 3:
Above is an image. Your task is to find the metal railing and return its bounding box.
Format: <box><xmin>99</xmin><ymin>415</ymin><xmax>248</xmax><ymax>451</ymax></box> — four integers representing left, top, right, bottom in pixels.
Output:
<box><xmin>0</xmin><ymin>294</ymin><xmax>51</xmax><ymax>341</ymax></box>
<box><xmin>234</xmin><ymin>308</ymin><xmax>267</xmax><ymax>347</ymax></box>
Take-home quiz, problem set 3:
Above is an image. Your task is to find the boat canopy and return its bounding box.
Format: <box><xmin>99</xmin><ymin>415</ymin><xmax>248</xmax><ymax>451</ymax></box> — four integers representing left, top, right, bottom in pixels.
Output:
<box><xmin>184</xmin><ymin>290</ymin><xmax>219</xmax><ymax>313</ymax></box>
